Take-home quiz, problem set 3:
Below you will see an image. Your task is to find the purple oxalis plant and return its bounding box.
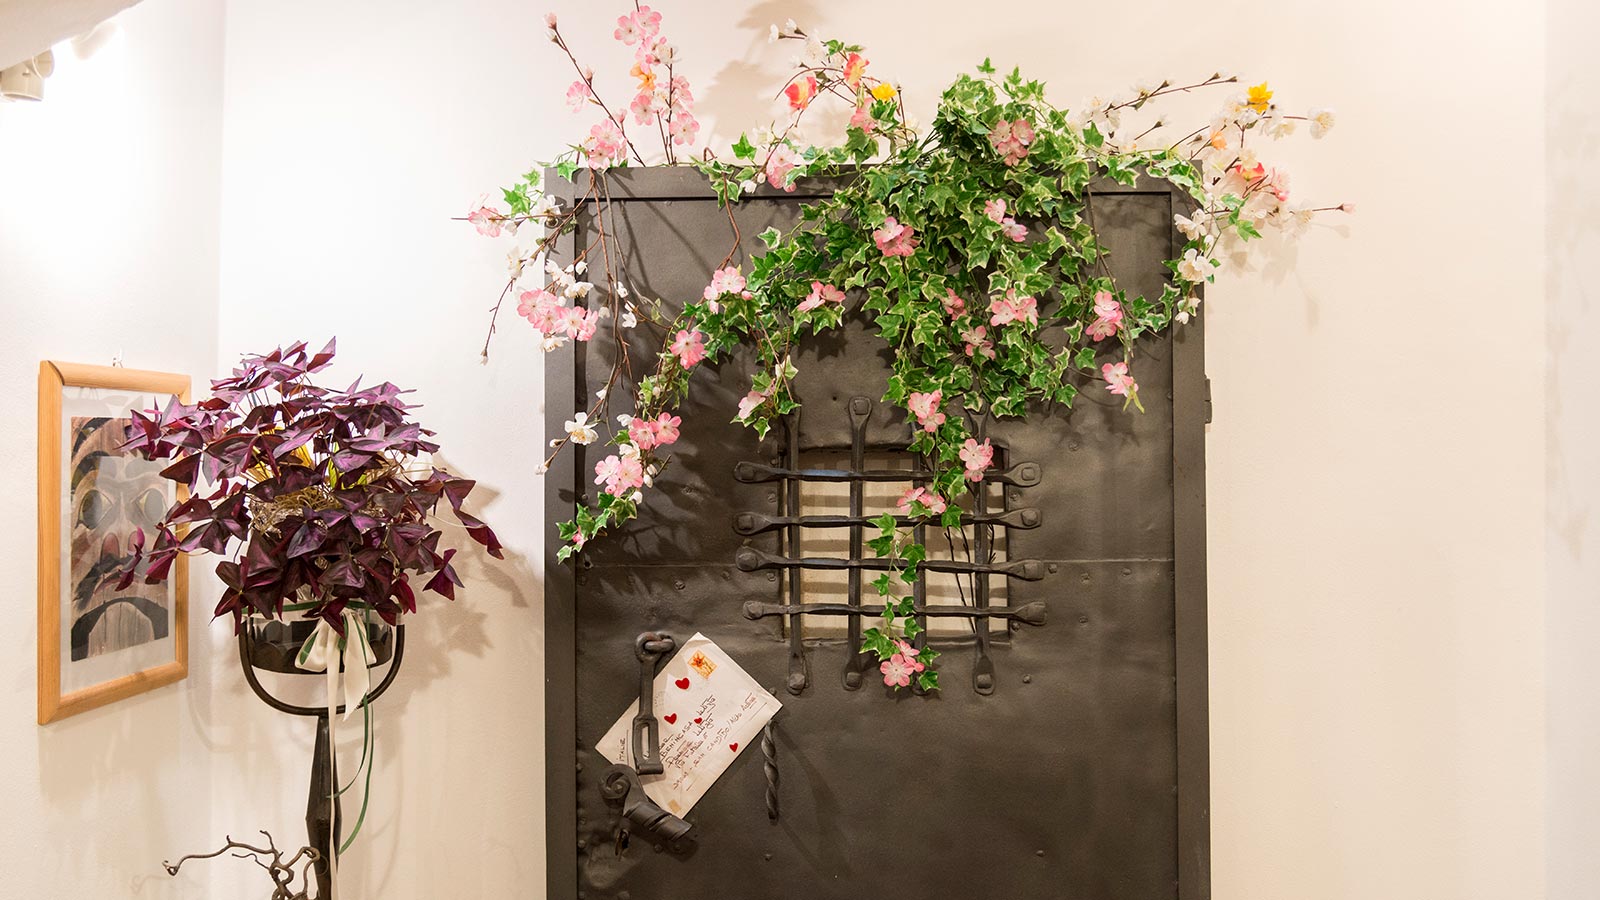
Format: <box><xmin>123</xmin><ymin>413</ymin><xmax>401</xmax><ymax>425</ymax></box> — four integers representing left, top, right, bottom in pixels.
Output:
<box><xmin>116</xmin><ymin>338</ymin><xmax>503</xmax><ymax>632</ymax></box>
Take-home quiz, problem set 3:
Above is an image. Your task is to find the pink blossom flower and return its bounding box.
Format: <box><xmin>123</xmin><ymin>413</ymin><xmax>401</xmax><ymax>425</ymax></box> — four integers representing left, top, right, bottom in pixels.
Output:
<box><xmin>671</xmin><ymin>330</ymin><xmax>706</xmax><ymax>368</ymax></box>
<box><xmin>1263</xmin><ymin>167</ymin><xmax>1291</xmax><ymax>203</ymax></box>
<box><xmin>896</xmin><ymin>486</ymin><xmax>948</xmax><ymax>515</ymax></box>
<box><xmin>988</xmin><ymin>118</ymin><xmax>1036</xmax><ymax>166</ymax></box>
<box><xmin>1102</xmin><ymin>361</ymin><xmax>1137</xmax><ymax>397</ymax></box>
<box><xmin>785</xmin><ymin>75</ymin><xmax>818</xmax><ymax>110</ymax></box>
<box><xmin>737</xmin><ymin>389</ymin><xmax>768</xmax><ymax>421</ymax></box>
<box><xmin>703</xmin><ymin>266</ymin><xmax>750</xmax><ymax>301</ymax></box>
<box><xmin>988</xmin><ymin>290</ymin><xmax>1038</xmax><ymax>327</ymax></box>
<box><xmin>581</xmin><ymin>119</ymin><xmax>627</xmax><ymax>170</ymax></box>
<box><xmin>873</xmin><ymin>217</ymin><xmax>918</xmax><ymax>258</ymax></box>
<box><xmin>797</xmin><ymin>281</ymin><xmax>844</xmax><ymax>313</ymax></box>
<box><xmin>984</xmin><ymin>198</ymin><xmax>1027</xmax><ymax>241</ymax></box>
<box><xmin>849</xmin><ymin>103</ymin><xmax>875</xmax><ymax>135</ymax></box>
<box><xmin>595</xmin><ymin>454</ymin><xmax>645</xmax><ymax>496</ymax></box>
<box><xmin>629</xmin><ymin>90</ymin><xmax>659</xmax><ymax>125</ymax></box>
<box><xmin>651</xmin><ymin>413</ymin><xmax>681</xmax><ymax>446</ymax></box>
<box><xmin>763</xmin><ymin>143</ymin><xmax>800</xmax><ymax>191</ymax></box>
<box><xmin>960</xmin><ymin>438</ymin><xmax>994</xmax><ymax>483</ymax></box>
<box><xmin>906</xmin><ymin>390</ymin><xmax>945</xmax><ymax>433</ymax></box>
<box><xmin>625</xmin><ymin>412</ymin><xmax>680</xmax><ymax>451</ymax></box>
<box><xmin>893</xmin><ymin>640</ymin><xmax>926</xmax><ymax>670</ymax></box>
<box><xmin>943</xmin><ymin>289</ymin><xmax>967</xmax><ymax>317</ymax></box>
<box><xmin>613</xmin><ymin>7</ymin><xmax>661</xmax><ymax>45</ymax></box>
<box><xmin>880</xmin><ymin>653</ymin><xmax>918</xmax><ymax>688</ymax></box>
<box><xmin>567</xmin><ymin>308</ymin><xmax>600</xmax><ymax>342</ymax></box>
<box><xmin>628</xmin><ymin>417</ymin><xmax>658</xmax><ymax>449</ymax></box>
<box><xmin>961</xmin><ymin>324</ymin><xmax>995</xmax><ymax>360</ymax></box>
<box><xmin>516</xmin><ymin>288</ymin><xmax>558</xmax><ymax>324</ymax></box>
<box><xmin>1086</xmin><ymin>290</ymin><xmax>1124</xmax><ymax>341</ymax></box>
<box><xmin>668</xmin><ymin>111</ymin><xmax>700</xmax><ymax>145</ymax></box>
<box><xmin>566</xmin><ymin>80</ymin><xmax>592</xmax><ymax>112</ymax></box>
<box><xmin>467</xmin><ymin>203</ymin><xmax>503</xmax><ymax>238</ymax></box>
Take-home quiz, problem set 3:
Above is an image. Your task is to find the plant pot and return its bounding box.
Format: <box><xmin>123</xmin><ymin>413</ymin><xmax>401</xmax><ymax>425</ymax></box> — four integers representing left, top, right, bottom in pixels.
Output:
<box><xmin>242</xmin><ymin>616</ymin><xmax>397</xmax><ymax>675</ymax></box>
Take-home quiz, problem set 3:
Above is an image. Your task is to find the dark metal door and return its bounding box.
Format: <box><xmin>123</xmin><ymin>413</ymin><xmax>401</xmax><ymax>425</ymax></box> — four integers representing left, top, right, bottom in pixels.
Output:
<box><xmin>545</xmin><ymin>168</ymin><xmax>1208</xmax><ymax>900</ymax></box>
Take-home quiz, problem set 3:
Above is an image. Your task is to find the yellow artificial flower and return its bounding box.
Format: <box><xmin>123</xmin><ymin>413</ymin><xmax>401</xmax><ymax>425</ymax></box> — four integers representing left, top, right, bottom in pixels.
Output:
<box><xmin>1246</xmin><ymin>81</ymin><xmax>1273</xmax><ymax>113</ymax></box>
<box><xmin>870</xmin><ymin>82</ymin><xmax>897</xmax><ymax>102</ymax></box>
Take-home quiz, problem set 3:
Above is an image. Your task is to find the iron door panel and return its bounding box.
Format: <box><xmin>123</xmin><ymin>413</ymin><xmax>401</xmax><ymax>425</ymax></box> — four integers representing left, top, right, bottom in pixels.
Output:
<box><xmin>545</xmin><ymin>168</ymin><xmax>1208</xmax><ymax>900</ymax></box>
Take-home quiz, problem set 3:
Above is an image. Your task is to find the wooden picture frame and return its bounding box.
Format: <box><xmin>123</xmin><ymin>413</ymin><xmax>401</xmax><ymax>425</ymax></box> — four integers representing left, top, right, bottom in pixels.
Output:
<box><xmin>38</xmin><ymin>361</ymin><xmax>190</xmax><ymax>724</ymax></box>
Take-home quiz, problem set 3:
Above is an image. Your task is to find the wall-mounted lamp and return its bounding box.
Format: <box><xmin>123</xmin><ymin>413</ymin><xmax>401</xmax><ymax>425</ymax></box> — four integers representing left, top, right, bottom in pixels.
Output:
<box><xmin>0</xmin><ymin>49</ymin><xmax>55</xmax><ymax>102</ymax></box>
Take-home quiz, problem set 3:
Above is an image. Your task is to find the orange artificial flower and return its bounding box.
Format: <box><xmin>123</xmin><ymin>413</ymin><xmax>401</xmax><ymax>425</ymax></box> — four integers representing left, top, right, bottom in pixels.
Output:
<box><xmin>785</xmin><ymin>74</ymin><xmax>818</xmax><ymax>110</ymax></box>
<box><xmin>843</xmin><ymin>52</ymin><xmax>868</xmax><ymax>88</ymax></box>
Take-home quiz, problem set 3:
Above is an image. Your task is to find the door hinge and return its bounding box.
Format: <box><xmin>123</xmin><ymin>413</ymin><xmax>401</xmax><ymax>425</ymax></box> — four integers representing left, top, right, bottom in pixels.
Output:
<box><xmin>1203</xmin><ymin>377</ymin><xmax>1213</xmax><ymax>425</ymax></box>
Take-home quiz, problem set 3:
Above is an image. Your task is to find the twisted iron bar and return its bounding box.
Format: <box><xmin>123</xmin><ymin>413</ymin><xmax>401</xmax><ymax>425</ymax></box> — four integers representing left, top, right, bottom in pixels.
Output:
<box><xmin>762</xmin><ymin>718</ymin><xmax>779</xmax><ymax>821</ymax></box>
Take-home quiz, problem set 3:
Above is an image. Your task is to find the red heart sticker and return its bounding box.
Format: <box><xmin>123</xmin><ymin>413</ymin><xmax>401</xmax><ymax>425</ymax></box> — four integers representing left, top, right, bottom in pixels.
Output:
<box><xmin>693</xmin><ymin>717</ymin><xmax>702</xmax><ymax>724</ymax></box>
<box><xmin>674</xmin><ymin>677</ymin><xmax>691</xmax><ymax>690</ymax></box>
<box><xmin>663</xmin><ymin>713</ymin><xmax>677</xmax><ymax>724</ymax></box>
<box><xmin>729</xmin><ymin>742</ymin><xmax>739</xmax><ymax>752</ymax></box>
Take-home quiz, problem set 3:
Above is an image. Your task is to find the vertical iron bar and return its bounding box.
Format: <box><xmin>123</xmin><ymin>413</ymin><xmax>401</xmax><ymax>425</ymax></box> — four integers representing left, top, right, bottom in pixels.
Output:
<box><xmin>911</xmin><ymin>452</ymin><xmax>929</xmax><ymax>695</ymax></box>
<box><xmin>844</xmin><ymin>397</ymin><xmax>871</xmax><ymax>689</ymax></box>
<box><xmin>973</xmin><ymin>427</ymin><xmax>996</xmax><ymax>695</ymax></box>
<box><xmin>783</xmin><ymin>413</ymin><xmax>808</xmax><ymax>694</ymax></box>
<box><xmin>306</xmin><ymin>713</ymin><xmax>339</xmax><ymax>898</ymax></box>
<box><xmin>762</xmin><ymin>718</ymin><xmax>779</xmax><ymax>821</ymax></box>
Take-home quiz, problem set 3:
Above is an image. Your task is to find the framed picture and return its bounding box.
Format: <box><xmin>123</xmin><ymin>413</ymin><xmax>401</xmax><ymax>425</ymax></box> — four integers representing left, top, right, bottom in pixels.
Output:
<box><xmin>37</xmin><ymin>361</ymin><xmax>190</xmax><ymax>724</ymax></box>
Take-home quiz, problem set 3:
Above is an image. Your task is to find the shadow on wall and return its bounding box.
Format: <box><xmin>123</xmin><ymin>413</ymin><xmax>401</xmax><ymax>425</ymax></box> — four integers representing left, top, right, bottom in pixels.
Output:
<box><xmin>36</xmin><ymin>693</ymin><xmax>192</xmax><ymax>895</ymax></box>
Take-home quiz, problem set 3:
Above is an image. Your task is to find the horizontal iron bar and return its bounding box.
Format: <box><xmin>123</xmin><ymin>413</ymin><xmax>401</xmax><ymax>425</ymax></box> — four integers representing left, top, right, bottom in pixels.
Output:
<box><xmin>733</xmin><ymin>460</ymin><xmax>1041</xmax><ymax>487</ymax></box>
<box><xmin>732</xmin><ymin>507</ymin><xmax>1042</xmax><ymax>536</ymax></box>
<box><xmin>743</xmin><ymin>599</ymin><xmax>1049</xmax><ymax>627</ymax></box>
<box><xmin>735</xmin><ymin>546</ymin><xmax>1046</xmax><ymax>581</ymax></box>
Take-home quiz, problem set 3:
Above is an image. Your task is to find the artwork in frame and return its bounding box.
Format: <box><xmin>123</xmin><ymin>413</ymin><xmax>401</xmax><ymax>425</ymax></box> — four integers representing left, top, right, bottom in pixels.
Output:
<box><xmin>37</xmin><ymin>361</ymin><xmax>190</xmax><ymax>724</ymax></box>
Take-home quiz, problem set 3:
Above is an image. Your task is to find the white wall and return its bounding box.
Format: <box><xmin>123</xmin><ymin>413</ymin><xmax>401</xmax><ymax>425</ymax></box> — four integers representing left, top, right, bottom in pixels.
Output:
<box><xmin>0</xmin><ymin>0</ymin><xmax>224</xmax><ymax>895</ymax></box>
<box><xmin>0</xmin><ymin>0</ymin><xmax>1557</xmax><ymax>897</ymax></box>
<box><xmin>1546</xmin><ymin>0</ymin><xmax>1599</xmax><ymax>896</ymax></box>
<box><xmin>214</xmin><ymin>2</ymin><xmax>1549</xmax><ymax>899</ymax></box>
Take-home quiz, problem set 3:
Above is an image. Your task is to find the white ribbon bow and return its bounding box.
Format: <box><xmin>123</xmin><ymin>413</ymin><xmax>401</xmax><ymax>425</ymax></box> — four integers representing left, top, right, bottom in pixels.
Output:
<box><xmin>293</xmin><ymin>608</ymin><xmax>377</xmax><ymax>900</ymax></box>
<box><xmin>295</xmin><ymin>609</ymin><xmax>377</xmax><ymax>721</ymax></box>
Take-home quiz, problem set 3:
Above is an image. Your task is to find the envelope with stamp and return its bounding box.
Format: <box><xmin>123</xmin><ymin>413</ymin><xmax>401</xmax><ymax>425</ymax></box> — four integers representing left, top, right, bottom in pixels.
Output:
<box><xmin>595</xmin><ymin>632</ymin><xmax>783</xmax><ymax>817</ymax></box>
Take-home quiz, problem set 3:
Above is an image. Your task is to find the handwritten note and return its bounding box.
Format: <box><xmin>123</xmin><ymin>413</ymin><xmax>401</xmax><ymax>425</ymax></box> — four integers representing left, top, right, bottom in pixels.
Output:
<box><xmin>595</xmin><ymin>633</ymin><xmax>782</xmax><ymax>816</ymax></box>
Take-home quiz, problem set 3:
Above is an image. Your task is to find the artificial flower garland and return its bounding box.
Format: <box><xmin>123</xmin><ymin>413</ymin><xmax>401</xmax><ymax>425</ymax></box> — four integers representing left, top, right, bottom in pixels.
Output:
<box><xmin>471</xmin><ymin>6</ymin><xmax>1348</xmax><ymax>691</ymax></box>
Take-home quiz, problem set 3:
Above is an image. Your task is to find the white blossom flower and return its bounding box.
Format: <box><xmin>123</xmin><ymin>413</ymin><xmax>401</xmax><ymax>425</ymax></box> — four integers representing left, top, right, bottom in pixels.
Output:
<box><xmin>629</xmin><ymin>490</ymin><xmax>644</xmax><ymax>503</ymax></box>
<box><xmin>656</xmin><ymin>43</ymin><xmax>678</xmax><ymax>66</ymax></box>
<box><xmin>1177</xmin><ymin>248</ymin><xmax>1213</xmax><ymax>283</ymax></box>
<box><xmin>596</xmin><ymin>386</ymin><xmax>608</xmax><ymax>401</ymax></box>
<box><xmin>803</xmin><ymin>38</ymin><xmax>826</xmax><ymax>65</ymax></box>
<box><xmin>738</xmin><ymin>179</ymin><xmax>758</xmax><ymax>195</ymax></box>
<box><xmin>563</xmin><ymin>281</ymin><xmax>593</xmax><ymax>300</ymax></box>
<box><xmin>564</xmin><ymin>411</ymin><xmax>599</xmax><ymax>444</ymax></box>
<box><xmin>532</xmin><ymin>194</ymin><xmax>559</xmax><ymax>216</ymax></box>
<box><xmin>617</xmin><ymin>413</ymin><xmax>633</xmax><ymax>426</ymax></box>
<box><xmin>574</xmin><ymin>260</ymin><xmax>587</xmax><ymax>275</ymax></box>
<box><xmin>619</xmin><ymin>442</ymin><xmax>641</xmax><ymax>460</ymax></box>
<box><xmin>769</xmin><ymin>24</ymin><xmax>780</xmax><ymax>42</ymax></box>
<box><xmin>613</xmin><ymin>283</ymin><xmax>630</xmax><ymax>299</ymax></box>
<box><xmin>535</xmin><ymin>462</ymin><xmax>549</xmax><ymax>475</ymax></box>
<box><xmin>540</xmin><ymin>334</ymin><xmax>569</xmax><ymax>352</ymax></box>
<box><xmin>1261</xmin><ymin>110</ymin><xmax>1296</xmax><ymax>139</ymax></box>
<box><xmin>620</xmin><ymin>307</ymin><xmax>638</xmax><ymax>328</ymax></box>
<box><xmin>784</xmin><ymin>18</ymin><xmax>798</xmax><ymax>33</ymax></box>
<box><xmin>507</xmin><ymin>248</ymin><xmax>527</xmax><ymax>279</ymax></box>
<box><xmin>1308</xmin><ymin>107</ymin><xmax>1336</xmax><ymax>139</ymax></box>
<box><xmin>1174</xmin><ymin>210</ymin><xmax>1212</xmax><ymax>241</ymax></box>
